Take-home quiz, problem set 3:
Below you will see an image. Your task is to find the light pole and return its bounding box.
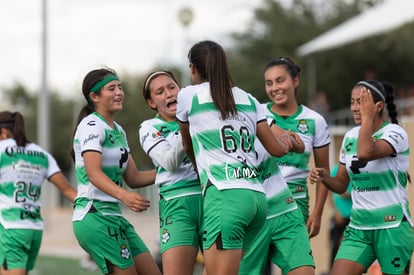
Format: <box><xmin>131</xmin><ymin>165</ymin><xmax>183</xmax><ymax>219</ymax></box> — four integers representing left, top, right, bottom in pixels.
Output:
<box><xmin>39</xmin><ymin>0</ymin><xmax>49</xmax><ymax>152</ymax></box>
<box><xmin>178</xmin><ymin>7</ymin><xmax>193</xmax><ymax>86</ymax></box>
<box><xmin>39</xmin><ymin>0</ymin><xmax>58</xmax><ymax>208</ymax></box>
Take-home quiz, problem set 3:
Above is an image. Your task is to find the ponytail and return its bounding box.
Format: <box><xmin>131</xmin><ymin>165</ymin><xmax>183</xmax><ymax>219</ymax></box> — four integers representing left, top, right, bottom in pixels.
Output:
<box><xmin>70</xmin><ymin>104</ymin><xmax>95</xmax><ymax>162</ymax></box>
<box><xmin>12</xmin><ymin>112</ymin><xmax>28</xmax><ymax>146</ymax></box>
<box><xmin>188</xmin><ymin>40</ymin><xmax>236</xmax><ymax>119</ymax></box>
<box><xmin>0</xmin><ymin>111</ymin><xmax>28</xmax><ymax>146</ymax></box>
<box><xmin>382</xmin><ymin>82</ymin><xmax>399</xmax><ymax>124</ymax></box>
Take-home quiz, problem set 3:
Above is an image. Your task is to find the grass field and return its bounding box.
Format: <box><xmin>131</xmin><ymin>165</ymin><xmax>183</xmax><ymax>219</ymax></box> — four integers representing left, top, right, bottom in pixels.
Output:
<box><xmin>32</xmin><ymin>255</ymin><xmax>204</xmax><ymax>275</ymax></box>
<box><xmin>32</xmin><ymin>256</ymin><xmax>101</xmax><ymax>275</ymax></box>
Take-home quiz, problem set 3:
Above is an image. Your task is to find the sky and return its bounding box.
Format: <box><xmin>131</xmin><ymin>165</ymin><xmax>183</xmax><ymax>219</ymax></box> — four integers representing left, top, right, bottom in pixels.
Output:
<box><xmin>0</xmin><ymin>0</ymin><xmax>264</xmax><ymax>99</ymax></box>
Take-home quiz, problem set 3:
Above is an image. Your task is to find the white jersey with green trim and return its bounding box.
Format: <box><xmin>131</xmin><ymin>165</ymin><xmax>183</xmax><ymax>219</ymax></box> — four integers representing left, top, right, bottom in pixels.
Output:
<box><xmin>263</xmin><ymin>103</ymin><xmax>330</xmax><ymax>199</ymax></box>
<box><xmin>255</xmin><ymin>137</ymin><xmax>298</xmax><ymax>219</ymax></box>
<box><xmin>139</xmin><ymin>117</ymin><xmax>201</xmax><ymax>200</ymax></box>
<box><xmin>73</xmin><ymin>112</ymin><xmax>129</xmax><ymax>206</ymax></box>
<box><xmin>340</xmin><ymin>122</ymin><xmax>412</xmax><ymax>229</ymax></box>
<box><xmin>0</xmin><ymin>138</ymin><xmax>60</xmax><ymax>230</ymax></box>
<box><xmin>176</xmin><ymin>82</ymin><xmax>265</xmax><ymax>193</ymax></box>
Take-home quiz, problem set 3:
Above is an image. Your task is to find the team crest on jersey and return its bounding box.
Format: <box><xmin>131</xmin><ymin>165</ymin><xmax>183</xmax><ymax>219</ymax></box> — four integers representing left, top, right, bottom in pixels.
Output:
<box><xmin>120</xmin><ymin>244</ymin><xmax>131</xmax><ymax>259</ymax></box>
<box><xmin>161</xmin><ymin>229</ymin><xmax>170</xmax><ymax>243</ymax></box>
<box><xmin>297</xmin><ymin>119</ymin><xmax>309</xmax><ymax>134</ymax></box>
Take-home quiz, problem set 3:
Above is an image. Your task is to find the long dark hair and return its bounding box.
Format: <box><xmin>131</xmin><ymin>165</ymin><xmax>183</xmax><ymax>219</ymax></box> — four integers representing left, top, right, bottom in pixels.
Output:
<box><xmin>188</xmin><ymin>40</ymin><xmax>236</xmax><ymax>119</ymax></box>
<box><xmin>0</xmin><ymin>111</ymin><xmax>29</xmax><ymax>146</ymax></box>
<box><xmin>70</xmin><ymin>68</ymin><xmax>118</xmax><ymax>161</ymax></box>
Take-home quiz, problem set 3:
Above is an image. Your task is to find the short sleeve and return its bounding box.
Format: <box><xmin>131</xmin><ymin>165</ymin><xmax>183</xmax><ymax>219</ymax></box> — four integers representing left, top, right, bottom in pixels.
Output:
<box><xmin>381</xmin><ymin>124</ymin><xmax>409</xmax><ymax>154</ymax></box>
<box><xmin>254</xmin><ymin>96</ymin><xmax>267</xmax><ymax>124</ymax></box>
<box><xmin>139</xmin><ymin>121</ymin><xmax>165</xmax><ymax>154</ymax></box>
<box><xmin>45</xmin><ymin>151</ymin><xmax>61</xmax><ymax>178</ymax></box>
<box><xmin>76</xmin><ymin>118</ymin><xmax>105</xmax><ymax>154</ymax></box>
<box><xmin>176</xmin><ymin>87</ymin><xmax>191</xmax><ymax>123</ymax></box>
<box><xmin>313</xmin><ymin>114</ymin><xmax>330</xmax><ymax>148</ymax></box>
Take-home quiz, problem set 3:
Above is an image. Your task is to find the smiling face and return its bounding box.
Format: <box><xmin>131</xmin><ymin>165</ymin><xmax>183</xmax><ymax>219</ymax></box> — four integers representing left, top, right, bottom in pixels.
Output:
<box><xmin>350</xmin><ymin>86</ymin><xmax>362</xmax><ymax>125</ymax></box>
<box><xmin>91</xmin><ymin>79</ymin><xmax>124</xmax><ymax>114</ymax></box>
<box><xmin>146</xmin><ymin>74</ymin><xmax>180</xmax><ymax>121</ymax></box>
<box><xmin>264</xmin><ymin>65</ymin><xmax>299</xmax><ymax>109</ymax></box>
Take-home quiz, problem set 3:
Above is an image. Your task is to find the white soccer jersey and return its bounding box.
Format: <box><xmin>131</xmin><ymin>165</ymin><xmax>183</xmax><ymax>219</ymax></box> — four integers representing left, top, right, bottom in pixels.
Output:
<box><xmin>139</xmin><ymin>116</ymin><xmax>201</xmax><ymax>200</ymax></box>
<box><xmin>176</xmin><ymin>82</ymin><xmax>265</xmax><ymax>193</ymax></box>
<box><xmin>255</xmin><ymin>137</ymin><xmax>298</xmax><ymax>219</ymax></box>
<box><xmin>0</xmin><ymin>138</ymin><xmax>60</xmax><ymax>230</ymax></box>
<box><xmin>340</xmin><ymin>122</ymin><xmax>412</xmax><ymax>229</ymax></box>
<box><xmin>73</xmin><ymin>112</ymin><xmax>129</xmax><ymax>206</ymax></box>
<box><xmin>263</xmin><ymin>103</ymin><xmax>330</xmax><ymax>199</ymax></box>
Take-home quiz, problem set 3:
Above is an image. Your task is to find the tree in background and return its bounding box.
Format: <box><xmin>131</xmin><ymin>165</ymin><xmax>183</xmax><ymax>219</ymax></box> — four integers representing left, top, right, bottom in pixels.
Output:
<box><xmin>226</xmin><ymin>0</ymin><xmax>414</xmax><ymax>113</ymax></box>
<box><xmin>3</xmin><ymin>0</ymin><xmax>414</xmax><ymax>182</ymax></box>
<box><xmin>1</xmin><ymin>66</ymin><xmax>182</xmax><ymax>179</ymax></box>
<box><xmin>2</xmin><ymin>84</ymin><xmax>75</xmax><ymax>173</ymax></box>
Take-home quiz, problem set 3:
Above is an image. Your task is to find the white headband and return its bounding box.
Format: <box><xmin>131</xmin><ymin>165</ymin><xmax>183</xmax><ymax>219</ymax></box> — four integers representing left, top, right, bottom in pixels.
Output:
<box><xmin>357</xmin><ymin>81</ymin><xmax>386</xmax><ymax>102</ymax></box>
<box><xmin>144</xmin><ymin>71</ymin><xmax>176</xmax><ymax>92</ymax></box>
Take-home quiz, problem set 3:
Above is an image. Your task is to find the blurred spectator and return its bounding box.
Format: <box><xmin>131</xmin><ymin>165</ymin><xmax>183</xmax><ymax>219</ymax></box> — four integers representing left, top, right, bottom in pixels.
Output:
<box><xmin>309</xmin><ymin>91</ymin><xmax>331</xmax><ymax>121</ymax></box>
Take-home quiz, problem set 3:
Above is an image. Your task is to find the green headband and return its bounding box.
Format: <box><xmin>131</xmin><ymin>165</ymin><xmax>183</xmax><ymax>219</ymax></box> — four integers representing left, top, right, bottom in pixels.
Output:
<box><xmin>87</xmin><ymin>74</ymin><xmax>119</xmax><ymax>106</ymax></box>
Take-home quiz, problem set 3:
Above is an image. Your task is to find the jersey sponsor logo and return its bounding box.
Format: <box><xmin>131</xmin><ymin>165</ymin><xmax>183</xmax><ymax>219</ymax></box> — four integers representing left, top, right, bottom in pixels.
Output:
<box><xmin>141</xmin><ymin>132</ymin><xmax>150</xmax><ymax>144</ymax></box>
<box><xmin>222</xmin><ymin>114</ymin><xmax>246</xmax><ymax>122</ymax></box>
<box><xmin>5</xmin><ymin>146</ymin><xmax>45</xmax><ymax>159</ymax></box>
<box><xmin>351</xmin><ymin>175</ymin><xmax>370</xmax><ymax>181</ymax></box>
<box><xmin>297</xmin><ymin>119</ymin><xmax>309</xmax><ymax>134</ymax></box>
<box><xmin>224</xmin><ymin>161</ymin><xmax>259</xmax><ymax>180</ymax></box>
<box><xmin>355</xmin><ymin>186</ymin><xmax>379</xmax><ymax>192</ymax></box>
<box><xmin>13</xmin><ymin>160</ymin><xmax>41</xmax><ymax>176</ymax></box>
<box><xmin>276</xmin><ymin>160</ymin><xmax>301</xmax><ymax>168</ymax></box>
<box><xmin>389</xmin><ymin>130</ymin><xmax>404</xmax><ymax>143</ymax></box>
<box><xmin>324</xmin><ymin>126</ymin><xmax>330</xmax><ymax>139</ymax></box>
<box><xmin>83</xmin><ymin>134</ymin><xmax>99</xmax><ymax>145</ymax></box>
<box><xmin>261</xmin><ymin>172</ymin><xmax>272</xmax><ymax>181</ymax></box>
